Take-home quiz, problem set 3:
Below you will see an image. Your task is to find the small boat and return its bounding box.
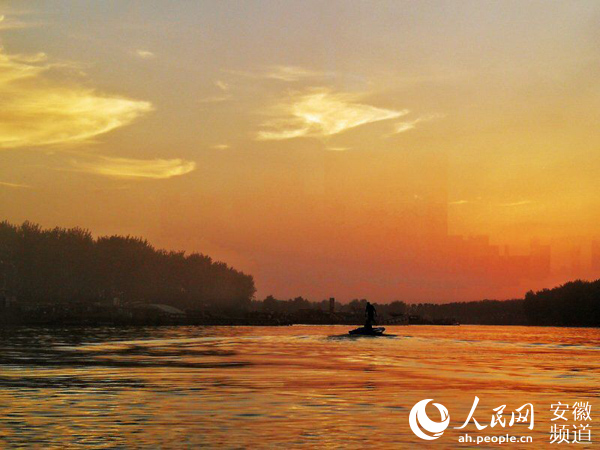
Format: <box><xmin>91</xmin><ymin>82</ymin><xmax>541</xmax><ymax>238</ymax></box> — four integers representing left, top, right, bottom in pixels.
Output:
<box><xmin>348</xmin><ymin>326</ymin><xmax>386</xmax><ymax>336</ymax></box>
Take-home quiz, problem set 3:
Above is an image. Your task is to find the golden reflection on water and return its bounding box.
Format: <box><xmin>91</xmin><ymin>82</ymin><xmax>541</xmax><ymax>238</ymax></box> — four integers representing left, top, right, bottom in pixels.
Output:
<box><xmin>0</xmin><ymin>325</ymin><xmax>598</xmax><ymax>448</ymax></box>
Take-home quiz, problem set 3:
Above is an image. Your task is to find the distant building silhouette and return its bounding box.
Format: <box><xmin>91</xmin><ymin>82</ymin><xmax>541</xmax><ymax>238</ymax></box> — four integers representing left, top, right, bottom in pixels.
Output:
<box><xmin>530</xmin><ymin>239</ymin><xmax>551</xmax><ymax>279</ymax></box>
<box><xmin>592</xmin><ymin>241</ymin><xmax>600</xmax><ymax>273</ymax></box>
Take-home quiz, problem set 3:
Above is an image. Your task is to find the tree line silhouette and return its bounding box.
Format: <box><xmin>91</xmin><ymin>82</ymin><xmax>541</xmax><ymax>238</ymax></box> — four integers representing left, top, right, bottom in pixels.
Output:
<box><xmin>524</xmin><ymin>280</ymin><xmax>600</xmax><ymax>327</ymax></box>
<box><xmin>0</xmin><ymin>221</ymin><xmax>255</xmax><ymax>311</ymax></box>
<box><xmin>256</xmin><ymin>285</ymin><xmax>599</xmax><ymax>327</ymax></box>
<box><xmin>256</xmin><ymin>295</ymin><xmax>525</xmax><ymax>325</ymax></box>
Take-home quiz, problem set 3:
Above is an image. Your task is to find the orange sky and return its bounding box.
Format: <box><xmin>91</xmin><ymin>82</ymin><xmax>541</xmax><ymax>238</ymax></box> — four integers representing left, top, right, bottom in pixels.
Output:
<box><xmin>1</xmin><ymin>1</ymin><xmax>600</xmax><ymax>302</ymax></box>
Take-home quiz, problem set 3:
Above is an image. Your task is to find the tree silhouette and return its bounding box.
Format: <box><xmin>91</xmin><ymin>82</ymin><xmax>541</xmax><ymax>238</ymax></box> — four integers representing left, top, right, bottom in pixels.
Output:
<box><xmin>0</xmin><ymin>221</ymin><xmax>255</xmax><ymax>310</ymax></box>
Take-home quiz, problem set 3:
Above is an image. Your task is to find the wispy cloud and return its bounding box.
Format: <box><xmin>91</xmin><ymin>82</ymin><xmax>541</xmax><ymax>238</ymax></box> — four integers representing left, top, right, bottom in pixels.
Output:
<box><xmin>500</xmin><ymin>200</ymin><xmax>532</xmax><ymax>207</ymax></box>
<box><xmin>69</xmin><ymin>156</ymin><xmax>196</xmax><ymax>179</ymax></box>
<box><xmin>135</xmin><ymin>49</ymin><xmax>155</xmax><ymax>59</ymax></box>
<box><xmin>199</xmin><ymin>80</ymin><xmax>232</xmax><ymax>103</ymax></box>
<box><xmin>257</xmin><ymin>88</ymin><xmax>407</xmax><ymax>141</ymax></box>
<box><xmin>449</xmin><ymin>199</ymin><xmax>533</xmax><ymax>207</ymax></box>
<box><xmin>449</xmin><ymin>200</ymin><xmax>469</xmax><ymax>205</ymax></box>
<box><xmin>263</xmin><ymin>65</ymin><xmax>333</xmax><ymax>82</ymax></box>
<box><xmin>199</xmin><ymin>95</ymin><xmax>231</xmax><ymax>104</ymax></box>
<box><xmin>0</xmin><ymin>47</ymin><xmax>152</xmax><ymax>149</ymax></box>
<box><xmin>0</xmin><ymin>180</ymin><xmax>31</xmax><ymax>189</ymax></box>
<box><xmin>215</xmin><ymin>80</ymin><xmax>229</xmax><ymax>91</ymax></box>
<box><xmin>227</xmin><ymin>65</ymin><xmax>333</xmax><ymax>82</ymax></box>
<box><xmin>390</xmin><ymin>114</ymin><xmax>444</xmax><ymax>135</ymax></box>
<box><xmin>0</xmin><ymin>13</ymin><xmax>40</xmax><ymax>30</ymax></box>
<box><xmin>212</xmin><ymin>144</ymin><xmax>230</xmax><ymax>150</ymax></box>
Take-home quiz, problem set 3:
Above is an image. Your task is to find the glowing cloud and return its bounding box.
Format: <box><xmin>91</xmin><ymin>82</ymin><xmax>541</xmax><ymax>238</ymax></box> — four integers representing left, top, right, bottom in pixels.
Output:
<box><xmin>390</xmin><ymin>114</ymin><xmax>443</xmax><ymax>135</ymax></box>
<box><xmin>0</xmin><ymin>48</ymin><xmax>153</xmax><ymax>149</ymax></box>
<box><xmin>70</xmin><ymin>156</ymin><xmax>196</xmax><ymax>179</ymax></box>
<box><xmin>393</xmin><ymin>120</ymin><xmax>420</xmax><ymax>134</ymax></box>
<box><xmin>257</xmin><ymin>88</ymin><xmax>407</xmax><ymax>140</ymax></box>
<box><xmin>215</xmin><ymin>80</ymin><xmax>229</xmax><ymax>91</ymax></box>
<box><xmin>228</xmin><ymin>65</ymin><xmax>332</xmax><ymax>82</ymax></box>
<box><xmin>449</xmin><ymin>200</ymin><xmax>469</xmax><ymax>205</ymax></box>
<box><xmin>136</xmin><ymin>49</ymin><xmax>155</xmax><ymax>59</ymax></box>
<box><xmin>199</xmin><ymin>80</ymin><xmax>231</xmax><ymax>103</ymax></box>
<box><xmin>263</xmin><ymin>65</ymin><xmax>333</xmax><ymax>82</ymax></box>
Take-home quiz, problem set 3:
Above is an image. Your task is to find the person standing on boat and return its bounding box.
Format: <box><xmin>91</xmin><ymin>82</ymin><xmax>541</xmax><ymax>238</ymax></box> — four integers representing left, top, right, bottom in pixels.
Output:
<box><xmin>365</xmin><ymin>302</ymin><xmax>377</xmax><ymax>329</ymax></box>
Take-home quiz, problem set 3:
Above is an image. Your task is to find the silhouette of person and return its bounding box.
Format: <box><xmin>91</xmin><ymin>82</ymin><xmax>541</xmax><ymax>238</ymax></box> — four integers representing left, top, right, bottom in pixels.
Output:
<box><xmin>365</xmin><ymin>302</ymin><xmax>376</xmax><ymax>329</ymax></box>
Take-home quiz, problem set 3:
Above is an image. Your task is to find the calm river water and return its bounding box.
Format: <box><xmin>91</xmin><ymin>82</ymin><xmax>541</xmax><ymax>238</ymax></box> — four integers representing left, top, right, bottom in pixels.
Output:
<box><xmin>0</xmin><ymin>325</ymin><xmax>598</xmax><ymax>448</ymax></box>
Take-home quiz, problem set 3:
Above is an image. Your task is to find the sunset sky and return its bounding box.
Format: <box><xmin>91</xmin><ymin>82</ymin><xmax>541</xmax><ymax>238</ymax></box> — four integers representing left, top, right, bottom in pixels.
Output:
<box><xmin>2</xmin><ymin>1</ymin><xmax>600</xmax><ymax>302</ymax></box>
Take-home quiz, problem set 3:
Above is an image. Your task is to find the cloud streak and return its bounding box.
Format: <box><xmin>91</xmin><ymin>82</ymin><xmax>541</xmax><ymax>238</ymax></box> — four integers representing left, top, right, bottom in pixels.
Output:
<box><xmin>69</xmin><ymin>156</ymin><xmax>196</xmax><ymax>179</ymax></box>
<box><xmin>0</xmin><ymin>13</ymin><xmax>39</xmax><ymax>30</ymax></box>
<box><xmin>257</xmin><ymin>88</ymin><xmax>407</xmax><ymax>140</ymax></box>
<box><xmin>500</xmin><ymin>200</ymin><xmax>532</xmax><ymax>207</ymax></box>
<box><xmin>263</xmin><ymin>65</ymin><xmax>333</xmax><ymax>82</ymax></box>
<box><xmin>449</xmin><ymin>200</ymin><xmax>469</xmax><ymax>205</ymax></box>
<box><xmin>227</xmin><ymin>65</ymin><xmax>333</xmax><ymax>82</ymax></box>
<box><xmin>215</xmin><ymin>80</ymin><xmax>229</xmax><ymax>91</ymax></box>
<box><xmin>0</xmin><ymin>47</ymin><xmax>152</xmax><ymax>149</ymax></box>
<box><xmin>390</xmin><ymin>114</ymin><xmax>444</xmax><ymax>135</ymax></box>
<box><xmin>199</xmin><ymin>80</ymin><xmax>232</xmax><ymax>103</ymax></box>
<box><xmin>449</xmin><ymin>199</ymin><xmax>533</xmax><ymax>207</ymax></box>
<box><xmin>0</xmin><ymin>180</ymin><xmax>31</xmax><ymax>188</ymax></box>
<box><xmin>135</xmin><ymin>49</ymin><xmax>155</xmax><ymax>59</ymax></box>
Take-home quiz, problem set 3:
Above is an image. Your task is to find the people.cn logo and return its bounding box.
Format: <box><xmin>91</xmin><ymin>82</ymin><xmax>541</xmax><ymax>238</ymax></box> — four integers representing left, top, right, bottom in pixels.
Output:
<box><xmin>409</xmin><ymin>399</ymin><xmax>451</xmax><ymax>440</ymax></box>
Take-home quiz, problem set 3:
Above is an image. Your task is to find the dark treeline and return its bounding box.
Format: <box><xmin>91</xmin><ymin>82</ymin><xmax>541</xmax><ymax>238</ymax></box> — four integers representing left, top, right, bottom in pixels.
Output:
<box><xmin>255</xmin><ymin>295</ymin><xmax>524</xmax><ymax>325</ymax></box>
<box><xmin>257</xmin><ymin>280</ymin><xmax>600</xmax><ymax>327</ymax></box>
<box><xmin>524</xmin><ymin>280</ymin><xmax>600</xmax><ymax>327</ymax></box>
<box><xmin>385</xmin><ymin>279</ymin><xmax>600</xmax><ymax>326</ymax></box>
<box><xmin>258</xmin><ymin>295</ymin><xmax>409</xmax><ymax>315</ymax></box>
<box><xmin>256</xmin><ymin>295</ymin><xmax>409</xmax><ymax>319</ymax></box>
<box><xmin>406</xmin><ymin>299</ymin><xmax>527</xmax><ymax>325</ymax></box>
<box><xmin>0</xmin><ymin>221</ymin><xmax>255</xmax><ymax>311</ymax></box>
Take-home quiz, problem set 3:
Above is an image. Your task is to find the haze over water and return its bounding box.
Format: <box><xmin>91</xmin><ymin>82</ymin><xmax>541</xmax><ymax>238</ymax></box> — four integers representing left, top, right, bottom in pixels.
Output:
<box><xmin>0</xmin><ymin>325</ymin><xmax>597</xmax><ymax>448</ymax></box>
